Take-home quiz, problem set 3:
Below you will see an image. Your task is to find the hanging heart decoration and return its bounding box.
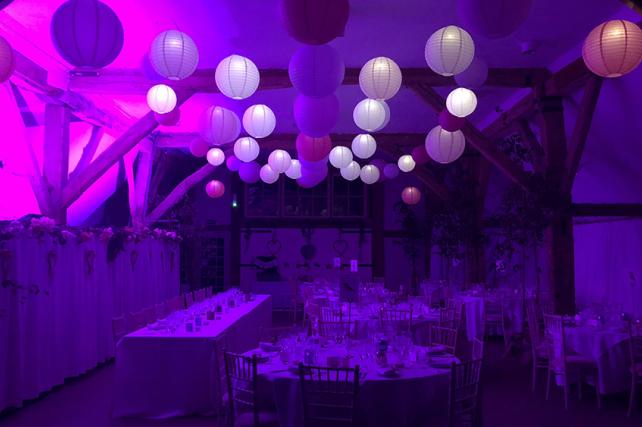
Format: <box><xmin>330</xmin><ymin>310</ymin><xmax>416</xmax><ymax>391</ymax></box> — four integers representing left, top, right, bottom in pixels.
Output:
<box><xmin>332</xmin><ymin>239</ymin><xmax>349</xmax><ymax>256</ymax></box>
<box><xmin>267</xmin><ymin>238</ymin><xmax>282</xmax><ymax>256</ymax></box>
<box><xmin>84</xmin><ymin>249</ymin><xmax>96</xmax><ymax>275</ymax></box>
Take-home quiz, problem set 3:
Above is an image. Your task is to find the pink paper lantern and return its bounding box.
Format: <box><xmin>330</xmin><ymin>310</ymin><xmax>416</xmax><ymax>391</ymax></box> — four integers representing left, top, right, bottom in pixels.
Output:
<box><xmin>294</xmin><ymin>94</ymin><xmax>340</xmax><ymax>138</ymax></box>
<box><xmin>239</xmin><ymin>162</ymin><xmax>261</xmax><ymax>184</ymax></box>
<box><xmin>0</xmin><ymin>36</ymin><xmax>15</xmax><ymax>83</ymax></box>
<box><xmin>205</xmin><ymin>180</ymin><xmax>225</xmax><ymax>198</ymax></box>
<box><xmin>456</xmin><ymin>0</ymin><xmax>532</xmax><ymax>39</ymax></box>
<box><xmin>189</xmin><ymin>138</ymin><xmax>209</xmax><ymax>157</ymax></box>
<box><xmin>289</xmin><ymin>45</ymin><xmax>345</xmax><ymax>97</ymax></box>
<box><xmin>155</xmin><ymin>107</ymin><xmax>181</xmax><ymax>126</ymax></box>
<box><xmin>411</xmin><ymin>145</ymin><xmax>431</xmax><ymax>165</ymax></box>
<box><xmin>226</xmin><ymin>155</ymin><xmax>242</xmax><ymax>172</ymax></box>
<box><xmin>439</xmin><ymin>109</ymin><xmax>466</xmax><ymax>132</ymax></box>
<box><xmin>582</xmin><ymin>20</ymin><xmax>642</xmax><ymax>78</ymax></box>
<box><xmin>383</xmin><ymin>163</ymin><xmax>400</xmax><ymax>179</ymax></box>
<box><xmin>279</xmin><ymin>0</ymin><xmax>350</xmax><ymax>45</ymax></box>
<box><xmin>402</xmin><ymin>187</ymin><xmax>421</xmax><ymax>205</ymax></box>
<box><xmin>296</xmin><ymin>134</ymin><xmax>332</xmax><ymax>162</ymax></box>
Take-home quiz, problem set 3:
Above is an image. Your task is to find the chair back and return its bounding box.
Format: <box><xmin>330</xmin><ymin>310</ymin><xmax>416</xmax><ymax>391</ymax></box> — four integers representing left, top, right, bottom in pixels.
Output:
<box><xmin>224</xmin><ymin>351</ymin><xmax>259</xmax><ymax>426</ymax></box>
<box><xmin>629</xmin><ymin>321</ymin><xmax>642</xmax><ymax>368</ymax></box>
<box><xmin>126</xmin><ymin>310</ymin><xmax>147</xmax><ymax>331</ymax></box>
<box><xmin>205</xmin><ymin>286</ymin><xmax>213</xmax><ymax>298</ymax></box>
<box><xmin>165</xmin><ymin>295</ymin><xmax>184</xmax><ymax>313</ymax></box>
<box><xmin>380</xmin><ymin>307</ymin><xmax>412</xmax><ymax>332</ymax></box>
<box><xmin>141</xmin><ymin>306</ymin><xmax>156</xmax><ymax>325</ymax></box>
<box><xmin>526</xmin><ymin>299</ymin><xmax>543</xmax><ymax>348</ymax></box>
<box><xmin>154</xmin><ymin>303</ymin><xmax>167</xmax><ymax>320</ymax></box>
<box><xmin>472</xmin><ymin>337</ymin><xmax>484</xmax><ymax>361</ymax></box>
<box><xmin>112</xmin><ymin>316</ymin><xmax>127</xmax><ymax>346</ymax></box>
<box><xmin>430</xmin><ymin>325</ymin><xmax>458</xmax><ymax>355</ymax></box>
<box><xmin>318</xmin><ymin>320</ymin><xmax>352</xmax><ymax>341</ymax></box>
<box><xmin>299</xmin><ymin>364</ymin><xmax>360</xmax><ymax>427</ymax></box>
<box><xmin>194</xmin><ymin>288</ymin><xmax>206</xmax><ymax>302</ymax></box>
<box><xmin>448</xmin><ymin>359</ymin><xmax>483</xmax><ymax>427</ymax></box>
<box><xmin>321</xmin><ymin>305</ymin><xmax>343</xmax><ymax>322</ymax></box>
<box><xmin>440</xmin><ymin>308</ymin><xmax>458</xmax><ymax>329</ymax></box>
<box><xmin>543</xmin><ymin>314</ymin><xmax>566</xmax><ymax>371</ymax></box>
<box><xmin>185</xmin><ymin>292</ymin><xmax>195</xmax><ymax>307</ymax></box>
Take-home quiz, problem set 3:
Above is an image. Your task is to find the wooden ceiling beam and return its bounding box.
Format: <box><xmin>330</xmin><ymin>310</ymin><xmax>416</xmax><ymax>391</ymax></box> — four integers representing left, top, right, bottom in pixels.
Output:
<box><xmin>572</xmin><ymin>203</ymin><xmax>642</xmax><ymax>217</ymax></box>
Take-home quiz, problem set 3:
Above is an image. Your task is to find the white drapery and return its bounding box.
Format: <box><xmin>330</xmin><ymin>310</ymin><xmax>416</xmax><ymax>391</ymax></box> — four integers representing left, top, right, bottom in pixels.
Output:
<box><xmin>0</xmin><ymin>233</ymin><xmax>180</xmax><ymax>411</ymax></box>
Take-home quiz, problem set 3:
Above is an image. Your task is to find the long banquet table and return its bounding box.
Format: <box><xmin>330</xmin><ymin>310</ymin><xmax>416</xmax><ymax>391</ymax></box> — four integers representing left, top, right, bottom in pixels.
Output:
<box><xmin>112</xmin><ymin>294</ymin><xmax>272</xmax><ymax>418</ymax></box>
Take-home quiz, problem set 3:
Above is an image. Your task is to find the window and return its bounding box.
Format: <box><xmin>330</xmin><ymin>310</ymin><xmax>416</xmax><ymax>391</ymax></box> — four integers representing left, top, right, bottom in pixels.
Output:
<box><xmin>332</xmin><ymin>176</ymin><xmax>365</xmax><ymax>217</ymax></box>
<box><xmin>245</xmin><ymin>180</ymin><xmax>280</xmax><ymax>217</ymax></box>
<box><xmin>283</xmin><ymin>178</ymin><xmax>329</xmax><ymax>217</ymax></box>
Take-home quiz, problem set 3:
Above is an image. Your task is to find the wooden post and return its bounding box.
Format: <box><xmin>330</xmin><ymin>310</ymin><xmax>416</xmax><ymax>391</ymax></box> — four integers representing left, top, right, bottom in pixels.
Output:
<box><xmin>132</xmin><ymin>141</ymin><xmax>155</xmax><ymax>228</ymax></box>
<box><xmin>229</xmin><ymin>175</ymin><xmax>242</xmax><ymax>288</ymax></box>
<box><xmin>43</xmin><ymin>103</ymin><xmax>71</xmax><ymax>223</ymax></box>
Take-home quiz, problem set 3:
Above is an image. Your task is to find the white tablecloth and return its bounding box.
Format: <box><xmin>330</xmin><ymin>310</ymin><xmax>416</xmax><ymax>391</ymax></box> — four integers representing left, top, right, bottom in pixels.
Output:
<box><xmin>113</xmin><ymin>295</ymin><xmax>272</xmax><ymax>418</ymax></box>
<box><xmin>460</xmin><ymin>295</ymin><xmax>523</xmax><ymax>341</ymax></box>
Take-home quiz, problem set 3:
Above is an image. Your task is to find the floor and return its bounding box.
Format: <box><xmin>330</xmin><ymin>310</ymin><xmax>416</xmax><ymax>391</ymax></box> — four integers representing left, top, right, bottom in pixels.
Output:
<box><xmin>0</xmin><ymin>343</ymin><xmax>640</xmax><ymax>427</ymax></box>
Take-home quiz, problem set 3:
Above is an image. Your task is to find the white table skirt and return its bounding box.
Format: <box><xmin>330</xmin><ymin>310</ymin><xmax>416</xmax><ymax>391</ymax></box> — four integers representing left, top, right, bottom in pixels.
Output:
<box><xmin>461</xmin><ymin>296</ymin><xmax>523</xmax><ymax>341</ymax></box>
<box><xmin>113</xmin><ymin>295</ymin><xmax>272</xmax><ymax>418</ymax></box>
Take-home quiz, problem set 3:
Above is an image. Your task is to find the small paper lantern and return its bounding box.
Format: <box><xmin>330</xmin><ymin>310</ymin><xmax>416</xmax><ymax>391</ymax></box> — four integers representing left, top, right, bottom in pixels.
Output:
<box><xmin>289</xmin><ymin>44</ymin><xmax>345</xmax><ymax>97</ymax></box>
<box><xmin>150</xmin><ymin>30</ymin><xmax>199</xmax><ymax>80</ymax></box>
<box><xmin>260</xmin><ymin>164</ymin><xmax>279</xmax><ymax>184</ymax></box>
<box><xmin>51</xmin><ymin>0</ymin><xmax>124</xmax><ymax>69</ymax></box>
<box><xmin>200</xmin><ymin>106</ymin><xmax>241</xmax><ymax>146</ymax></box>
<box><xmin>457</xmin><ymin>0</ymin><xmax>532</xmax><ymax>40</ymax></box>
<box><xmin>0</xmin><ymin>36</ymin><xmax>15</xmax><ymax>83</ymax></box>
<box><xmin>279</xmin><ymin>0</ymin><xmax>350</xmax><ymax>45</ymax></box>
<box><xmin>189</xmin><ymin>138</ymin><xmax>209</xmax><ymax>158</ymax></box>
<box><xmin>239</xmin><ymin>162</ymin><xmax>261</xmax><ymax>183</ymax></box>
<box><xmin>234</xmin><ymin>137</ymin><xmax>260</xmax><ymax>162</ymax></box>
<box><xmin>285</xmin><ymin>159</ymin><xmax>302</xmax><ymax>179</ymax></box>
<box><xmin>226</xmin><ymin>155</ymin><xmax>242</xmax><ymax>172</ymax></box>
<box><xmin>215</xmin><ymin>54</ymin><xmax>260</xmax><ymax>99</ymax></box>
<box><xmin>146</xmin><ymin>84</ymin><xmax>176</xmax><ymax>114</ymax></box>
<box><xmin>206</xmin><ymin>148</ymin><xmax>226</xmax><ymax>166</ymax></box>
<box><xmin>425</xmin><ymin>126</ymin><xmax>466</xmax><ymax>164</ymax></box>
<box><xmin>359</xmin><ymin>57</ymin><xmax>402</xmax><ymax>100</ymax></box>
<box><xmin>242</xmin><ymin>104</ymin><xmax>276</xmax><ymax>139</ymax></box>
<box><xmin>446</xmin><ymin>88</ymin><xmax>477</xmax><ymax>118</ymax></box>
<box><xmin>340</xmin><ymin>161</ymin><xmax>361</xmax><ymax>181</ymax></box>
<box><xmin>329</xmin><ymin>146</ymin><xmax>353</xmax><ymax>169</ymax></box>
<box><xmin>294</xmin><ymin>94</ymin><xmax>340</xmax><ymax>137</ymax></box>
<box><xmin>353</xmin><ymin>99</ymin><xmax>388</xmax><ymax>132</ymax></box>
<box><xmin>360</xmin><ymin>164</ymin><xmax>380</xmax><ymax>185</ymax></box>
<box><xmin>398</xmin><ymin>154</ymin><xmax>416</xmax><ymax>172</ymax></box>
<box><xmin>206</xmin><ymin>180</ymin><xmax>225</xmax><ymax>198</ymax></box>
<box><xmin>155</xmin><ymin>108</ymin><xmax>181</xmax><ymax>126</ymax></box>
<box><xmin>402</xmin><ymin>186</ymin><xmax>421</xmax><ymax>205</ymax></box>
<box><xmin>455</xmin><ymin>57</ymin><xmax>488</xmax><ymax>88</ymax></box>
<box><xmin>351</xmin><ymin>134</ymin><xmax>376</xmax><ymax>159</ymax></box>
<box><xmin>296</xmin><ymin>134</ymin><xmax>332</xmax><ymax>162</ymax></box>
<box><xmin>425</xmin><ymin>26</ymin><xmax>475</xmax><ymax>76</ymax></box>
<box><xmin>412</xmin><ymin>145</ymin><xmax>431</xmax><ymax>165</ymax></box>
<box><xmin>439</xmin><ymin>109</ymin><xmax>465</xmax><ymax>132</ymax></box>
<box><xmin>383</xmin><ymin>163</ymin><xmax>400</xmax><ymax>179</ymax></box>
<box><xmin>582</xmin><ymin>20</ymin><xmax>642</xmax><ymax>78</ymax></box>
<box><xmin>268</xmin><ymin>149</ymin><xmax>292</xmax><ymax>173</ymax></box>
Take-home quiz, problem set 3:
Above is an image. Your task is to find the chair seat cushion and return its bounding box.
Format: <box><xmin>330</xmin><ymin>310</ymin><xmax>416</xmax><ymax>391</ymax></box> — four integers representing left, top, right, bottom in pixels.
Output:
<box><xmin>235</xmin><ymin>411</ymin><xmax>280</xmax><ymax>427</ymax></box>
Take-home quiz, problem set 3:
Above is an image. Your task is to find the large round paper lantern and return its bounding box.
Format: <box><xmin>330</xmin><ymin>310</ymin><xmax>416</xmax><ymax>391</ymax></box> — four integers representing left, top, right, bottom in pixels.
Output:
<box><xmin>340</xmin><ymin>161</ymin><xmax>361</xmax><ymax>181</ymax></box>
<box><xmin>279</xmin><ymin>0</ymin><xmax>350</xmax><ymax>45</ymax></box>
<box><xmin>150</xmin><ymin>30</ymin><xmax>199</xmax><ymax>80</ymax></box>
<box><xmin>296</xmin><ymin>134</ymin><xmax>332</xmax><ymax>162</ymax></box>
<box><xmin>260</xmin><ymin>164</ymin><xmax>279</xmax><ymax>184</ymax></box>
<box><xmin>51</xmin><ymin>0</ymin><xmax>124</xmax><ymax>69</ymax></box>
<box><xmin>206</xmin><ymin>148</ymin><xmax>225</xmax><ymax>166</ymax></box>
<box><xmin>329</xmin><ymin>146</ymin><xmax>353</xmax><ymax>169</ymax></box>
<box><xmin>155</xmin><ymin>108</ymin><xmax>181</xmax><ymax>126</ymax></box>
<box><xmin>189</xmin><ymin>138</ymin><xmax>209</xmax><ymax>157</ymax></box>
<box><xmin>243</xmin><ymin>104</ymin><xmax>276</xmax><ymax>139</ymax></box>
<box><xmin>383</xmin><ymin>163</ymin><xmax>399</xmax><ymax>179</ymax></box>
<box><xmin>289</xmin><ymin>45</ymin><xmax>345</xmax><ymax>97</ymax></box>
<box><xmin>234</xmin><ymin>137</ymin><xmax>260</xmax><ymax>162</ymax></box>
<box><xmin>226</xmin><ymin>155</ymin><xmax>242</xmax><ymax>172</ymax></box>
<box><xmin>582</xmin><ymin>20</ymin><xmax>642</xmax><ymax>78</ymax></box>
<box><xmin>455</xmin><ymin>57</ymin><xmax>488</xmax><ymax>88</ymax></box>
<box><xmin>239</xmin><ymin>162</ymin><xmax>261</xmax><ymax>183</ymax></box>
<box><xmin>412</xmin><ymin>145</ymin><xmax>431</xmax><ymax>165</ymax></box>
<box><xmin>398</xmin><ymin>154</ymin><xmax>416</xmax><ymax>172</ymax></box>
<box><xmin>359</xmin><ymin>57</ymin><xmax>402</xmax><ymax>100</ymax></box>
<box><xmin>200</xmin><ymin>106</ymin><xmax>241</xmax><ymax>146</ymax></box>
<box><xmin>425</xmin><ymin>26</ymin><xmax>475</xmax><ymax>77</ymax></box>
<box><xmin>146</xmin><ymin>84</ymin><xmax>176</xmax><ymax>114</ymax></box>
<box><xmin>215</xmin><ymin>55</ymin><xmax>260</xmax><ymax>99</ymax></box>
<box><xmin>206</xmin><ymin>180</ymin><xmax>225</xmax><ymax>198</ymax></box>
<box><xmin>446</xmin><ymin>88</ymin><xmax>477</xmax><ymax>118</ymax></box>
<box><xmin>457</xmin><ymin>0</ymin><xmax>532</xmax><ymax>40</ymax></box>
<box><xmin>425</xmin><ymin>126</ymin><xmax>466</xmax><ymax>164</ymax></box>
<box><xmin>439</xmin><ymin>109</ymin><xmax>465</xmax><ymax>132</ymax></box>
<box><xmin>285</xmin><ymin>159</ymin><xmax>302</xmax><ymax>179</ymax></box>
<box><xmin>360</xmin><ymin>164</ymin><xmax>380</xmax><ymax>185</ymax></box>
<box><xmin>0</xmin><ymin>36</ymin><xmax>15</xmax><ymax>83</ymax></box>
<box><xmin>402</xmin><ymin>186</ymin><xmax>421</xmax><ymax>205</ymax></box>
<box><xmin>351</xmin><ymin>134</ymin><xmax>377</xmax><ymax>159</ymax></box>
<box><xmin>268</xmin><ymin>149</ymin><xmax>292</xmax><ymax>173</ymax></box>
<box><xmin>294</xmin><ymin>94</ymin><xmax>340</xmax><ymax>137</ymax></box>
<box><xmin>353</xmin><ymin>99</ymin><xmax>388</xmax><ymax>132</ymax></box>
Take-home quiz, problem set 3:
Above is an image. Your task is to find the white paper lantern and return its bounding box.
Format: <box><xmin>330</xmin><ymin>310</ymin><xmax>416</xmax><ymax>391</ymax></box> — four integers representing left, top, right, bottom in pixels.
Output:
<box><xmin>329</xmin><ymin>146</ymin><xmax>353</xmax><ymax>169</ymax></box>
<box><xmin>340</xmin><ymin>161</ymin><xmax>361</xmax><ymax>181</ymax></box>
<box><xmin>425</xmin><ymin>126</ymin><xmax>466</xmax><ymax>164</ymax></box>
<box><xmin>359</xmin><ymin>57</ymin><xmax>402</xmax><ymax>100</ymax></box>
<box><xmin>360</xmin><ymin>164</ymin><xmax>380</xmax><ymax>184</ymax></box>
<box><xmin>150</xmin><ymin>30</ymin><xmax>199</xmax><ymax>80</ymax></box>
<box><xmin>378</xmin><ymin>101</ymin><xmax>391</xmax><ymax>131</ymax></box>
<box><xmin>268</xmin><ymin>149</ymin><xmax>292</xmax><ymax>173</ymax></box>
<box><xmin>425</xmin><ymin>26</ymin><xmax>475</xmax><ymax>76</ymax></box>
<box><xmin>234</xmin><ymin>137</ymin><xmax>260</xmax><ymax>162</ymax></box>
<box><xmin>353</xmin><ymin>99</ymin><xmax>388</xmax><ymax>132</ymax></box>
<box><xmin>260</xmin><ymin>164</ymin><xmax>279</xmax><ymax>184</ymax></box>
<box><xmin>351</xmin><ymin>134</ymin><xmax>377</xmax><ymax>159</ymax></box>
<box><xmin>243</xmin><ymin>104</ymin><xmax>276</xmax><ymax>138</ymax></box>
<box><xmin>200</xmin><ymin>106</ymin><xmax>241</xmax><ymax>146</ymax></box>
<box><xmin>446</xmin><ymin>88</ymin><xmax>477</xmax><ymax>118</ymax></box>
<box><xmin>455</xmin><ymin>57</ymin><xmax>488</xmax><ymax>88</ymax></box>
<box><xmin>206</xmin><ymin>148</ymin><xmax>225</xmax><ymax>166</ymax></box>
<box><xmin>215</xmin><ymin>54</ymin><xmax>260</xmax><ymax>99</ymax></box>
<box><xmin>398</xmin><ymin>154</ymin><xmax>416</xmax><ymax>172</ymax></box>
<box><xmin>146</xmin><ymin>84</ymin><xmax>176</xmax><ymax>114</ymax></box>
<box><xmin>285</xmin><ymin>159</ymin><xmax>302</xmax><ymax>179</ymax></box>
